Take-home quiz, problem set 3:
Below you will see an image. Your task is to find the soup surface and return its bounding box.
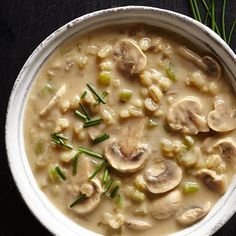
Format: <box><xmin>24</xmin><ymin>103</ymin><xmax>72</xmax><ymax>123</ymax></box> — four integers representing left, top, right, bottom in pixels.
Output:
<box><xmin>24</xmin><ymin>24</ymin><xmax>236</xmax><ymax>236</ymax></box>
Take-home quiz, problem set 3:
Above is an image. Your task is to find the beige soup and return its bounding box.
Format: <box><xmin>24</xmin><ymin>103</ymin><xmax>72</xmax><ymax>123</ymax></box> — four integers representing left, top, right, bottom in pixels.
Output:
<box><xmin>24</xmin><ymin>24</ymin><xmax>236</xmax><ymax>236</ymax></box>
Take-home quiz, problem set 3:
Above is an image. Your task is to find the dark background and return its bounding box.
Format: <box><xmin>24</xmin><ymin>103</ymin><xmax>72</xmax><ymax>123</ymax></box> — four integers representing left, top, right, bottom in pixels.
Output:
<box><xmin>1</xmin><ymin>0</ymin><xmax>235</xmax><ymax>235</ymax></box>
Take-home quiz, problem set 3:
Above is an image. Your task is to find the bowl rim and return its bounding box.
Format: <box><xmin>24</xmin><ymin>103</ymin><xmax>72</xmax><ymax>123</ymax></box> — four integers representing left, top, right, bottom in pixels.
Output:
<box><xmin>5</xmin><ymin>5</ymin><xmax>236</xmax><ymax>236</ymax></box>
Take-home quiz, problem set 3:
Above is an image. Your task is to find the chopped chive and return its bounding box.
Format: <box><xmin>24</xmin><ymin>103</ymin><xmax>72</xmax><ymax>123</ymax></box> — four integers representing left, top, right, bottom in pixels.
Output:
<box><xmin>189</xmin><ymin>0</ymin><xmax>198</xmax><ymax>20</ymax></box>
<box><xmin>110</xmin><ymin>185</ymin><xmax>120</xmax><ymax>198</ymax></box>
<box><xmin>83</xmin><ymin>118</ymin><xmax>102</xmax><ymax>128</ymax></box>
<box><xmin>74</xmin><ymin>110</ymin><xmax>87</xmax><ymax>121</ymax></box>
<box><xmin>69</xmin><ymin>194</ymin><xmax>87</xmax><ymax>208</ymax></box>
<box><xmin>228</xmin><ymin>19</ymin><xmax>236</xmax><ymax>45</ymax></box>
<box><xmin>89</xmin><ymin>161</ymin><xmax>106</xmax><ymax>179</ymax></box>
<box><xmin>81</xmin><ymin>90</ymin><xmax>88</xmax><ymax>99</ymax></box>
<box><xmin>78</xmin><ymin>147</ymin><xmax>103</xmax><ymax>159</ymax></box>
<box><xmin>103</xmin><ymin>178</ymin><xmax>114</xmax><ymax>195</ymax></box>
<box><xmin>95</xmin><ymin>92</ymin><xmax>108</xmax><ymax>105</ymax></box>
<box><xmin>87</xmin><ymin>83</ymin><xmax>106</xmax><ymax>104</ymax></box>
<box><xmin>72</xmin><ymin>152</ymin><xmax>81</xmax><ymax>175</ymax></box>
<box><xmin>222</xmin><ymin>0</ymin><xmax>227</xmax><ymax>41</ymax></box>
<box><xmin>92</xmin><ymin>133</ymin><xmax>110</xmax><ymax>144</ymax></box>
<box><xmin>51</xmin><ymin>133</ymin><xmax>73</xmax><ymax>150</ymax></box>
<box><xmin>79</xmin><ymin>103</ymin><xmax>91</xmax><ymax>120</ymax></box>
<box><xmin>102</xmin><ymin>168</ymin><xmax>109</xmax><ymax>184</ymax></box>
<box><xmin>193</xmin><ymin>0</ymin><xmax>202</xmax><ymax>22</ymax></box>
<box><xmin>211</xmin><ymin>0</ymin><xmax>215</xmax><ymax>32</ymax></box>
<box><xmin>55</xmin><ymin>166</ymin><xmax>66</xmax><ymax>180</ymax></box>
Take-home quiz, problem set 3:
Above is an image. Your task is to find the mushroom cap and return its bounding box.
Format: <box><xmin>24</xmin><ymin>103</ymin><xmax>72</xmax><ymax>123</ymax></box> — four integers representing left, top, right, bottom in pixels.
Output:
<box><xmin>114</xmin><ymin>39</ymin><xmax>147</xmax><ymax>75</ymax></box>
<box><xmin>104</xmin><ymin>117</ymin><xmax>149</xmax><ymax>173</ymax></box>
<box><xmin>145</xmin><ymin>160</ymin><xmax>182</xmax><ymax>194</ymax></box>
<box><xmin>202</xmin><ymin>56</ymin><xmax>221</xmax><ymax>80</ymax></box>
<box><xmin>105</xmin><ymin>141</ymin><xmax>149</xmax><ymax>173</ymax></box>
<box><xmin>207</xmin><ymin>99</ymin><xmax>236</xmax><ymax>132</ymax></box>
<box><xmin>150</xmin><ymin>190</ymin><xmax>182</xmax><ymax>220</ymax></box>
<box><xmin>125</xmin><ymin>219</ymin><xmax>152</xmax><ymax>231</ymax></box>
<box><xmin>70</xmin><ymin>178</ymin><xmax>102</xmax><ymax>215</ymax></box>
<box><xmin>176</xmin><ymin>201</ymin><xmax>211</xmax><ymax>226</ymax></box>
<box><xmin>196</xmin><ymin>169</ymin><xmax>226</xmax><ymax>194</ymax></box>
<box><xmin>167</xmin><ymin>96</ymin><xmax>209</xmax><ymax>134</ymax></box>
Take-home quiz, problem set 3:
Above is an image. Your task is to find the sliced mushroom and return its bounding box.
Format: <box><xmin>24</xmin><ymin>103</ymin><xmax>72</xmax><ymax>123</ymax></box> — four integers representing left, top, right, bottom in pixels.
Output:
<box><xmin>178</xmin><ymin>46</ymin><xmax>221</xmax><ymax>80</ymax></box>
<box><xmin>196</xmin><ymin>169</ymin><xmax>226</xmax><ymax>194</ymax></box>
<box><xmin>104</xmin><ymin>117</ymin><xmax>149</xmax><ymax>173</ymax></box>
<box><xmin>40</xmin><ymin>84</ymin><xmax>66</xmax><ymax>116</ymax></box>
<box><xmin>212</xmin><ymin>138</ymin><xmax>236</xmax><ymax>164</ymax></box>
<box><xmin>176</xmin><ymin>201</ymin><xmax>211</xmax><ymax>226</ymax></box>
<box><xmin>114</xmin><ymin>39</ymin><xmax>147</xmax><ymax>75</ymax></box>
<box><xmin>145</xmin><ymin>160</ymin><xmax>182</xmax><ymax>194</ymax></box>
<box><xmin>207</xmin><ymin>98</ymin><xmax>236</xmax><ymax>132</ymax></box>
<box><xmin>125</xmin><ymin>219</ymin><xmax>152</xmax><ymax>231</ymax></box>
<box><xmin>150</xmin><ymin>190</ymin><xmax>182</xmax><ymax>219</ymax></box>
<box><xmin>167</xmin><ymin>96</ymin><xmax>209</xmax><ymax>134</ymax></box>
<box><xmin>71</xmin><ymin>178</ymin><xmax>102</xmax><ymax>215</ymax></box>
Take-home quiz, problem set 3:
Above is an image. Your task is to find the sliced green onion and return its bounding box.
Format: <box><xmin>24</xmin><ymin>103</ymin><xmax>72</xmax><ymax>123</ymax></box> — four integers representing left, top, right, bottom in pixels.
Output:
<box><xmin>74</xmin><ymin>110</ymin><xmax>87</xmax><ymax>121</ymax></box>
<box><xmin>99</xmin><ymin>71</ymin><xmax>112</xmax><ymax>86</ymax></box>
<box><xmin>89</xmin><ymin>161</ymin><xmax>106</xmax><ymax>179</ymax></box>
<box><xmin>83</xmin><ymin>118</ymin><xmax>102</xmax><ymax>128</ymax></box>
<box><xmin>110</xmin><ymin>185</ymin><xmax>120</xmax><ymax>198</ymax></box>
<box><xmin>102</xmin><ymin>168</ymin><xmax>109</xmax><ymax>184</ymax></box>
<box><xmin>119</xmin><ymin>89</ymin><xmax>132</xmax><ymax>102</ymax></box>
<box><xmin>78</xmin><ymin>147</ymin><xmax>103</xmax><ymax>160</ymax></box>
<box><xmin>41</xmin><ymin>82</ymin><xmax>54</xmax><ymax>96</ymax></box>
<box><xmin>183</xmin><ymin>182</ymin><xmax>199</xmax><ymax>194</ymax></box>
<box><xmin>79</xmin><ymin>103</ymin><xmax>91</xmax><ymax>120</ymax></box>
<box><xmin>87</xmin><ymin>83</ymin><xmax>106</xmax><ymax>104</ymax></box>
<box><xmin>228</xmin><ymin>19</ymin><xmax>236</xmax><ymax>45</ymax></box>
<box><xmin>166</xmin><ymin>63</ymin><xmax>176</xmax><ymax>82</ymax></box>
<box><xmin>69</xmin><ymin>194</ymin><xmax>87</xmax><ymax>208</ymax></box>
<box><xmin>55</xmin><ymin>166</ymin><xmax>66</xmax><ymax>180</ymax></box>
<box><xmin>48</xmin><ymin>167</ymin><xmax>60</xmax><ymax>182</ymax></box>
<box><xmin>81</xmin><ymin>90</ymin><xmax>88</xmax><ymax>99</ymax></box>
<box><xmin>92</xmin><ymin>133</ymin><xmax>110</xmax><ymax>144</ymax></box>
<box><xmin>103</xmin><ymin>178</ymin><xmax>114</xmax><ymax>195</ymax></box>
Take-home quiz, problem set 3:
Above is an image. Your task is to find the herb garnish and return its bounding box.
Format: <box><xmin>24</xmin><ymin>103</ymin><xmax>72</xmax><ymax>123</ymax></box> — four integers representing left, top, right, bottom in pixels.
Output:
<box><xmin>92</xmin><ymin>133</ymin><xmax>110</xmax><ymax>144</ymax></box>
<box><xmin>55</xmin><ymin>166</ymin><xmax>66</xmax><ymax>180</ymax></box>
<box><xmin>83</xmin><ymin>117</ymin><xmax>102</xmax><ymax>128</ymax></box>
<box><xmin>87</xmin><ymin>83</ymin><xmax>106</xmax><ymax>104</ymax></box>
<box><xmin>51</xmin><ymin>133</ymin><xmax>73</xmax><ymax>149</ymax></box>
<box><xmin>69</xmin><ymin>194</ymin><xmax>87</xmax><ymax>208</ymax></box>
<box><xmin>110</xmin><ymin>185</ymin><xmax>120</xmax><ymax>198</ymax></box>
<box><xmin>77</xmin><ymin>147</ymin><xmax>103</xmax><ymax>160</ymax></box>
<box><xmin>103</xmin><ymin>178</ymin><xmax>114</xmax><ymax>195</ymax></box>
<box><xmin>89</xmin><ymin>160</ymin><xmax>106</xmax><ymax>179</ymax></box>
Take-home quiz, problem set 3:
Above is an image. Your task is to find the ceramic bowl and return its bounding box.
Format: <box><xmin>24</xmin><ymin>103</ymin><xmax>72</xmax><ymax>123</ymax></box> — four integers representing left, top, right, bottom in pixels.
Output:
<box><xmin>5</xmin><ymin>6</ymin><xmax>236</xmax><ymax>236</ymax></box>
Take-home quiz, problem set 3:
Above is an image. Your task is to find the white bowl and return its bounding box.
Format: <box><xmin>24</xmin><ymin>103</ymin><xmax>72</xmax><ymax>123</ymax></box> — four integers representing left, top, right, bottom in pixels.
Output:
<box><xmin>5</xmin><ymin>6</ymin><xmax>236</xmax><ymax>236</ymax></box>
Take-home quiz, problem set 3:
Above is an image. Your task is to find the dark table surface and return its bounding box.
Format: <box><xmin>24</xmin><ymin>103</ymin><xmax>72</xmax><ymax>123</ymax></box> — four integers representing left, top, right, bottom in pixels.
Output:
<box><xmin>1</xmin><ymin>0</ymin><xmax>235</xmax><ymax>235</ymax></box>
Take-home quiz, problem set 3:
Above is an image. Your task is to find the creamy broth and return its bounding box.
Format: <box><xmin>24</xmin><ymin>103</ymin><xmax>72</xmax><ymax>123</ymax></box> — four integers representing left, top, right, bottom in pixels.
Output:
<box><xmin>24</xmin><ymin>24</ymin><xmax>236</xmax><ymax>235</ymax></box>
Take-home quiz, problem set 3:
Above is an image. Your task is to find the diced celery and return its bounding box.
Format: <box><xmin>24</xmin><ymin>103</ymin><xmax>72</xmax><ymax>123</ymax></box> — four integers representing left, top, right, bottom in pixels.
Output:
<box><xmin>132</xmin><ymin>190</ymin><xmax>145</xmax><ymax>202</ymax></box>
<box><xmin>48</xmin><ymin>167</ymin><xmax>60</xmax><ymax>182</ymax></box>
<box><xmin>184</xmin><ymin>135</ymin><xmax>195</xmax><ymax>149</ymax></box>
<box><xmin>166</xmin><ymin>63</ymin><xmax>176</xmax><ymax>82</ymax></box>
<box><xmin>98</xmin><ymin>71</ymin><xmax>112</xmax><ymax>86</ymax></box>
<box><xmin>183</xmin><ymin>182</ymin><xmax>199</xmax><ymax>194</ymax></box>
<box><xmin>35</xmin><ymin>139</ymin><xmax>45</xmax><ymax>156</ymax></box>
<box><xmin>41</xmin><ymin>82</ymin><xmax>54</xmax><ymax>96</ymax></box>
<box><xmin>119</xmin><ymin>89</ymin><xmax>132</xmax><ymax>102</ymax></box>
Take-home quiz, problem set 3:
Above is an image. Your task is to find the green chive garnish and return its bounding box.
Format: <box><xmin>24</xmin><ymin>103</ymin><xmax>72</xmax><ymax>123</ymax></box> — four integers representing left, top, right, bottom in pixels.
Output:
<box><xmin>83</xmin><ymin>118</ymin><xmax>102</xmax><ymax>128</ymax></box>
<box><xmin>103</xmin><ymin>178</ymin><xmax>114</xmax><ymax>195</ymax></box>
<box><xmin>102</xmin><ymin>168</ymin><xmax>109</xmax><ymax>184</ymax></box>
<box><xmin>92</xmin><ymin>133</ymin><xmax>110</xmax><ymax>144</ymax></box>
<box><xmin>72</xmin><ymin>152</ymin><xmax>81</xmax><ymax>175</ymax></box>
<box><xmin>51</xmin><ymin>133</ymin><xmax>73</xmax><ymax>149</ymax></box>
<box><xmin>74</xmin><ymin>110</ymin><xmax>87</xmax><ymax>121</ymax></box>
<box><xmin>94</xmin><ymin>91</ymin><xmax>108</xmax><ymax>105</ymax></box>
<box><xmin>89</xmin><ymin>161</ymin><xmax>106</xmax><ymax>179</ymax></box>
<box><xmin>87</xmin><ymin>83</ymin><xmax>106</xmax><ymax>104</ymax></box>
<box><xmin>69</xmin><ymin>194</ymin><xmax>87</xmax><ymax>208</ymax></box>
<box><xmin>77</xmin><ymin>147</ymin><xmax>103</xmax><ymax>160</ymax></box>
<box><xmin>55</xmin><ymin>166</ymin><xmax>66</xmax><ymax>180</ymax></box>
<box><xmin>81</xmin><ymin>90</ymin><xmax>88</xmax><ymax>99</ymax></box>
<box><xmin>110</xmin><ymin>185</ymin><xmax>120</xmax><ymax>198</ymax></box>
<box><xmin>79</xmin><ymin>103</ymin><xmax>91</xmax><ymax>120</ymax></box>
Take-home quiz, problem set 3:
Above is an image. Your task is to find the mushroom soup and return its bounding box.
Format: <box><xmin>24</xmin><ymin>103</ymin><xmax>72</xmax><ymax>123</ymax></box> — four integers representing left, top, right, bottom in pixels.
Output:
<box><xmin>24</xmin><ymin>24</ymin><xmax>236</xmax><ymax>235</ymax></box>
